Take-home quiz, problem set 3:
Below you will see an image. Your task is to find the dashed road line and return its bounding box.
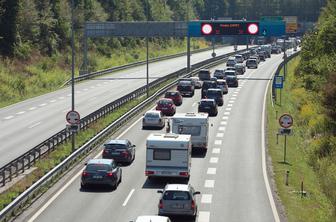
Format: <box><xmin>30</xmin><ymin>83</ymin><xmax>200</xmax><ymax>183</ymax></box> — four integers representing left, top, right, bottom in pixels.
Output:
<box><xmin>4</xmin><ymin>116</ymin><xmax>14</xmax><ymax>120</ymax></box>
<box><xmin>228</xmin><ymin>104</ymin><xmax>233</xmax><ymax>107</ymax></box>
<box><xmin>228</xmin><ymin>100</ymin><xmax>235</xmax><ymax>103</ymax></box>
<box><xmin>223</xmin><ymin>112</ymin><xmax>230</xmax><ymax>115</ymax></box>
<box><xmin>83</xmin><ymin>88</ymin><xmax>89</xmax><ymax>91</ymax></box>
<box><xmin>29</xmin><ymin>107</ymin><xmax>37</xmax><ymax>110</ymax></box>
<box><xmin>38</xmin><ymin>103</ymin><xmax>47</xmax><ymax>107</ymax></box>
<box><xmin>220</xmin><ymin>121</ymin><xmax>227</xmax><ymax>125</ymax></box>
<box><xmin>225</xmin><ymin>108</ymin><xmax>232</xmax><ymax>111</ymax></box>
<box><xmin>201</xmin><ymin>194</ymin><xmax>212</xmax><ymax>203</ymax></box>
<box><xmin>28</xmin><ymin>122</ymin><xmax>41</xmax><ymax>129</ymax></box>
<box><xmin>212</xmin><ymin>148</ymin><xmax>220</xmax><ymax>154</ymax></box>
<box><xmin>76</xmin><ymin>91</ymin><xmax>81</xmax><ymax>94</ymax></box>
<box><xmin>216</xmin><ymin>133</ymin><xmax>224</xmax><ymax>138</ymax></box>
<box><xmin>218</xmin><ymin>126</ymin><xmax>226</xmax><ymax>131</ymax></box>
<box><xmin>222</xmin><ymin>116</ymin><xmax>229</xmax><ymax>120</ymax></box>
<box><xmin>49</xmin><ymin>100</ymin><xmax>56</xmax><ymax>103</ymax></box>
<box><xmin>122</xmin><ymin>189</ymin><xmax>135</xmax><ymax>206</ymax></box>
<box><xmin>204</xmin><ymin>180</ymin><xmax>215</xmax><ymax>188</ymax></box>
<box><xmin>192</xmin><ymin>102</ymin><xmax>197</xmax><ymax>107</ymax></box>
<box><xmin>198</xmin><ymin>211</ymin><xmax>210</xmax><ymax>222</ymax></box>
<box><xmin>209</xmin><ymin>157</ymin><xmax>218</xmax><ymax>163</ymax></box>
<box><xmin>16</xmin><ymin>111</ymin><xmax>25</xmax><ymax>115</ymax></box>
<box><xmin>207</xmin><ymin>168</ymin><xmax>216</xmax><ymax>175</ymax></box>
<box><xmin>214</xmin><ymin>140</ymin><xmax>222</xmax><ymax>145</ymax></box>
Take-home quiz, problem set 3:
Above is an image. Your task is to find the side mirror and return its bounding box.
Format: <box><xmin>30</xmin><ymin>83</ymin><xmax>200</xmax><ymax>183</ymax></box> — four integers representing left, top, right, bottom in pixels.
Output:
<box><xmin>84</xmin><ymin>163</ymin><xmax>87</xmax><ymax>165</ymax></box>
<box><xmin>132</xmin><ymin>145</ymin><xmax>136</xmax><ymax>147</ymax></box>
<box><xmin>157</xmin><ymin>190</ymin><xmax>163</xmax><ymax>194</ymax></box>
<box><xmin>193</xmin><ymin>191</ymin><xmax>201</xmax><ymax>195</ymax></box>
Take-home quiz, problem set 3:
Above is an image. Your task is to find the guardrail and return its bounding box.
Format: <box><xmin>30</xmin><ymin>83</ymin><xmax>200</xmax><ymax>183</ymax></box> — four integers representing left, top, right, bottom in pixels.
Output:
<box><xmin>63</xmin><ymin>45</ymin><xmax>227</xmax><ymax>85</ymax></box>
<box><xmin>0</xmin><ymin>47</ymin><xmax>249</xmax><ymax>189</ymax></box>
<box><xmin>271</xmin><ymin>51</ymin><xmax>300</xmax><ymax>101</ymax></box>
<box><xmin>0</xmin><ymin>46</ymin><xmax>245</xmax><ymax>221</ymax></box>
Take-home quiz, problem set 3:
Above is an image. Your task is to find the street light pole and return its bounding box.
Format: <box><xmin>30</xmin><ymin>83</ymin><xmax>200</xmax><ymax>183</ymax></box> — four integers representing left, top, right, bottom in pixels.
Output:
<box><xmin>187</xmin><ymin>0</ymin><xmax>191</xmax><ymax>73</ymax></box>
<box><xmin>71</xmin><ymin>0</ymin><xmax>76</xmax><ymax>152</ymax></box>
<box><xmin>146</xmin><ymin>0</ymin><xmax>149</xmax><ymax>98</ymax></box>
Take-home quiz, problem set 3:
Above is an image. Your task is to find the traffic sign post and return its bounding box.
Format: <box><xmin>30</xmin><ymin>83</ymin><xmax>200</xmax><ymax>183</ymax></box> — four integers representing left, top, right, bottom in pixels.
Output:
<box><xmin>278</xmin><ymin>113</ymin><xmax>293</xmax><ymax>163</ymax></box>
<box><xmin>66</xmin><ymin>110</ymin><xmax>80</xmax><ymax>151</ymax></box>
<box><xmin>274</xmin><ymin>75</ymin><xmax>284</xmax><ymax>105</ymax></box>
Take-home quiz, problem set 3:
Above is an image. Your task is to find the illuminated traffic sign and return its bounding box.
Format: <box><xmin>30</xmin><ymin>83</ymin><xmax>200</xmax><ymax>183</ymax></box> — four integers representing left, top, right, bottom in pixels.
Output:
<box><xmin>200</xmin><ymin>21</ymin><xmax>259</xmax><ymax>36</ymax></box>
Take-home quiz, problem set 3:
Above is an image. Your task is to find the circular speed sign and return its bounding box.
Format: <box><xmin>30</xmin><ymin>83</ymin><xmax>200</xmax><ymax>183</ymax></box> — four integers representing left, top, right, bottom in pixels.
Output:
<box><xmin>279</xmin><ymin>113</ymin><xmax>293</xmax><ymax>128</ymax></box>
<box><xmin>66</xmin><ymin>110</ymin><xmax>80</xmax><ymax>124</ymax></box>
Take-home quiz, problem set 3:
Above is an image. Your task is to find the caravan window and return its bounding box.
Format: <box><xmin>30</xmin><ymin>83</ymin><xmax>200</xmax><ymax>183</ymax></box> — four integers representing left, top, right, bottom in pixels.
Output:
<box><xmin>153</xmin><ymin>149</ymin><xmax>171</xmax><ymax>160</ymax></box>
<box><xmin>178</xmin><ymin>125</ymin><xmax>201</xmax><ymax>136</ymax></box>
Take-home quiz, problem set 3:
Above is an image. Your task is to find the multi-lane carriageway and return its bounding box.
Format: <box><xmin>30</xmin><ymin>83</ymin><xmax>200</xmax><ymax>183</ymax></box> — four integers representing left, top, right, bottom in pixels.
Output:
<box><xmin>0</xmin><ymin>45</ymin><xmax>244</xmax><ymax>168</ymax></box>
<box><xmin>13</xmin><ymin>50</ymin><xmax>296</xmax><ymax>222</ymax></box>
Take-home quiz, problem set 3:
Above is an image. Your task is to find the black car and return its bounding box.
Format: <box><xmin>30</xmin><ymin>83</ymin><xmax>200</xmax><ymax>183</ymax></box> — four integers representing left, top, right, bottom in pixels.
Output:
<box><xmin>201</xmin><ymin>80</ymin><xmax>217</xmax><ymax>98</ymax></box>
<box><xmin>225</xmin><ymin>71</ymin><xmax>239</xmax><ymax>87</ymax></box>
<box><xmin>198</xmin><ymin>99</ymin><xmax>218</xmax><ymax>116</ymax></box>
<box><xmin>103</xmin><ymin>139</ymin><xmax>136</xmax><ymax>164</ymax></box>
<box><xmin>81</xmin><ymin>159</ymin><xmax>122</xmax><ymax>190</ymax></box>
<box><xmin>206</xmin><ymin>88</ymin><xmax>224</xmax><ymax>106</ymax></box>
<box><xmin>214</xmin><ymin>69</ymin><xmax>225</xmax><ymax>79</ymax></box>
<box><xmin>257</xmin><ymin>51</ymin><xmax>266</xmax><ymax>61</ymax></box>
<box><xmin>177</xmin><ymin>81</ymin><xmax>195</xmax><ymax>97</ymax></box>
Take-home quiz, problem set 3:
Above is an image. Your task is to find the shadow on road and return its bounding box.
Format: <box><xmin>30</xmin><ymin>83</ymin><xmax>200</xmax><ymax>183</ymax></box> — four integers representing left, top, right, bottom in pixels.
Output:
<box><xmin>142</xmin><ymin>177</ymin><xmax>189</xmax><ymax>189</ymax></box>
<box><xmin>191</xmin><ymin>149</ymin><xmax>207</xmax><ymax>158</ymax></box>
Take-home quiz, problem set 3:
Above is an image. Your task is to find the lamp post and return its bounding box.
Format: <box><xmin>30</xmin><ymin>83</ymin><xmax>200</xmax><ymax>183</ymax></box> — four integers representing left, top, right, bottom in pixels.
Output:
<box><xmin>146</xmin><ymin>0</ymin><xmax>149</xmax><ymax>97</ymax></box>
<box><xmin>187</xmin><ymin>0</ymin><xmax>191</xmax><ymax>73</ymax></box>
<box><xmin>70</xmin><ymin>0</ymin><xmax>76</xmax><ymax>152</ymax></box>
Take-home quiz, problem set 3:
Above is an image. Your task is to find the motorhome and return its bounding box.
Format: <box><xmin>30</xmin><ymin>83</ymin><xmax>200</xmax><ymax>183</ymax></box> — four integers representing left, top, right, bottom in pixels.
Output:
<box><xmin>171</xmin><ymin>113</ymin><xmax>209</xmax><ymax>150</ymax></box>
<box><xmin>145</xmin><ymin>133</ymin><xmax>192</xmax><ymax>179</ymax></box>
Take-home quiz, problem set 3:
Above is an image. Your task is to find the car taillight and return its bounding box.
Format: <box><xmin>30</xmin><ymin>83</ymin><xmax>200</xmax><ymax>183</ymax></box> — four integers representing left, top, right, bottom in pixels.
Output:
<box><xmin>103</xmin><ymin>149</ymin><xmax>109</xmax><ymax>154</ymax></box>
<box><xmin>179</xmin><ymin>171</ymin><xmax>189</xmax><ymax>177</ymax></box>
<box><xmin>122</xmin><ymin>151</ymin><xmax>128</xmax><ymax>157</ymax></box>
<box><xmin>82</xmin><ymin>171</ymin><xmax>89</xmax><ymax>177</ymax></box>
<box><xmin>159</xmin><ymin>200</ymin><xmax>163</xmax><ymax>209</ymax></box>
<box><xmin>145</xmin><ymin>171</ymin><xmax>154</xmax><ymax>176</ymax></box>
<box><xmin>107</xmin><ymin>172</ymin><xmax>113</xmax><ymax>177</ymax></box>
<box><xmin>191</xmin><ymin>200</ymin><xmax>195</xmax><ymax>209</ymax></box>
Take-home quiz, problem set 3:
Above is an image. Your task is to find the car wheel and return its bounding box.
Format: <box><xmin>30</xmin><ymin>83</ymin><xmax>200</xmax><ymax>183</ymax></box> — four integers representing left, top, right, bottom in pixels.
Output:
<box><xmin>119</xmin><ymin>172</ymin><xmax>122</xmax><ymax>184</ymax></box>
<box><xmin>80</xmin><ymin>183</ymin><xmax>86</xmax><ymax>190</ymax></box>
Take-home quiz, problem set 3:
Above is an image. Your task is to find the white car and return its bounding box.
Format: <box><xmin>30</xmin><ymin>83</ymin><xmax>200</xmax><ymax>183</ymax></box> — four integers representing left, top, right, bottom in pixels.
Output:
<box><xmin>142</xmin><ymin>110</ymin><xmax>165</xmax><ymax>129</ymax></box>
<box><xmin>133</xmin><ymin>215</ymin><xmax>171</xmax><ymax>222</ymax></box>
<box><xmin>190</xmin><ymin>76</ymin><xmax>202</xmax><ymax>89</ymax></box>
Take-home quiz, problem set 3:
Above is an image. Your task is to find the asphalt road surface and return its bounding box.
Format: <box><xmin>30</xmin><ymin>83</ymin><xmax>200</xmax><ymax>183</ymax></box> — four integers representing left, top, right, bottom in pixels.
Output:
<box><xmin>0</xmin><ymin>45</ymin><xmax>245</xmax><ymax>167</ymax></box>
<box><xmin>17</xmin><ymin>51</ymin><xmax>290</xmax><ymax>222</ymax></box>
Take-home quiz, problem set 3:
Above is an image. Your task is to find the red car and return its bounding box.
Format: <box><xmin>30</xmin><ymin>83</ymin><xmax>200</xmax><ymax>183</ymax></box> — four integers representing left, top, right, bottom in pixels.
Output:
<box><xmin>156</xmin><ymin>98</ymin><xmax>176</xmax><ymax>116</ymax></box>
<box><xmin>164</xmin><ymin>91</ymin><xmax>183</xmax><ymax>106</ymax></box>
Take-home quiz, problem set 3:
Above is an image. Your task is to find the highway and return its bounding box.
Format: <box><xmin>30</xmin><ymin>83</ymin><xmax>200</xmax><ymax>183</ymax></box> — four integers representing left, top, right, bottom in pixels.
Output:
<box><xmin>17</xmin><ymin>51</ymin><xmax>289</xmax><ymax>222</ymax></box>
<box><xmin>0</xmin><ymin>45</ymin><xmax>245</xmax><ymax>167</ymax></box>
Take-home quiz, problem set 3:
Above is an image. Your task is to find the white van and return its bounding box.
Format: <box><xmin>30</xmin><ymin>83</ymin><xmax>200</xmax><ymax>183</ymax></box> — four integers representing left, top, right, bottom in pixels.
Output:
<box><xmin>171</xmin><ymin>113</ymin><xmax>209</xmax><ymax>150</ymax></box>
<box><xmin>145</xmin><ymin>133</ymin><xmax>192</xmax><ymax>179</ymax></box>
<box><xmin>133</xmin><ymin>216</ymin><xmax>171</xmax><ymax>222</ymax></box>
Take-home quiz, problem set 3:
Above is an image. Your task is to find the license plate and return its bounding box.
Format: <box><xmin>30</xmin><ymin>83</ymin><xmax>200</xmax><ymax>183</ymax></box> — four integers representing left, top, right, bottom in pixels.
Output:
<box><xmin>171</xmin><ymin>204</ymin><xmax>183</xmax><ymax>209</ymax></box>
<box><xmin>111</xmin><ymin>152</ymin><xmax>120</xmax><ymax>155</ymax></box>
<box><xmin>161</xmin><ymin>171</ymin><xmax>173</xmax><ymax>175</ymax></box>
<box><xmin>204</xmin><ymin>106</ymin><xmax>210</xmax><ymax>109</ymax></box>
<box><xmin>93</xmin><ymin>175</ymin><xmax>103</xmax><ymax>179</ymax></box>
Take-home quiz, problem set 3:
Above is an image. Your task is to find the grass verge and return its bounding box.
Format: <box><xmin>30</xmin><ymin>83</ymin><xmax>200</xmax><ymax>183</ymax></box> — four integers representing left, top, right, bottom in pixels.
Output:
<box><xmin>0</xmin><ymin>78</ymin><xmax>174</xmax><ymax>213</ymax></box>
<box><xmin>266</xmin><ymin>57</ymin><xmax>334</xmax><ymax>221</ymax></box>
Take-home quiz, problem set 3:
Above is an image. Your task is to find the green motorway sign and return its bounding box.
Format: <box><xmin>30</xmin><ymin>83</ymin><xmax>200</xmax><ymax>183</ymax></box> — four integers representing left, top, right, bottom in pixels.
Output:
<box><xmin>261</xmin><ymin>16</ymin><xmax>283</xmax><ymax>21</ymax></box>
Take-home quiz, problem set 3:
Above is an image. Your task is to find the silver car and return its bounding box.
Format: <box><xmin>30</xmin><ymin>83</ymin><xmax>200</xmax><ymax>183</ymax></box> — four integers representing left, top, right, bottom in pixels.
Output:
<box><xmin>157</xmin><ymin>184</ymin><xmax>200</xmax><ymax>218</ymax></box>
<box><xmin>142</xmin><ymin>110</ymin><xmax>165</xmax><ymax>129</ymax></box>
<box><xmin>190</xmin><ymin>77</ymin><xmax>202</xmax><ymax>89</ymax></box>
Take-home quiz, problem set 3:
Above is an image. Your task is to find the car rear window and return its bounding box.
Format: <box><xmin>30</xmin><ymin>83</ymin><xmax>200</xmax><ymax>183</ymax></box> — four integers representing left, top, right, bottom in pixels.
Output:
<box><xmin>104</xmin><ymin>144</ymin><xmax>126</xmax><ymax>150</ymax></box>
<box><xmin>200</xmin><ymin>101</ymin><xmax>214</xmax><ymax>106</ymax></box>
<box><xmin>207</xmin><ymin>90</ymin><xmax>221</xmax><ymax>96</ymax></box>
<box><xmin>145</xmin><ymin>113</ymin><xmax>159</xmax><ymax>118</ymax></box>
<box><xmin>163</xmin><ymin>191</ymin><xmax>191</xmax><ymax>200</ymax></box>
<box><xmin>86</xmin><ymin>164</ymin><xmax>110</xmax><ymax>171</ymax></box>
<box><xmin>166</xmin><ymin>92</ymin><xmax>178</xmax><ymax>96</ymax></box>
<box><xmin>153</xmin><ymin>149</ymin><xmax>171</xmax><ymax>160</ymax></box>
<box><xmin>178</xmin><ymin>81</ymin><xmax>191</xmax><ymax>86</ymax></box>
<box><xmin>158</xmin><ymin>100</ymin><xmax>172</xmax><ymax>105</ymax></box>
<box><xmin>202</xmin><ymin>82</ymin><xmax>216</xmax><ymax>88</ymax></box>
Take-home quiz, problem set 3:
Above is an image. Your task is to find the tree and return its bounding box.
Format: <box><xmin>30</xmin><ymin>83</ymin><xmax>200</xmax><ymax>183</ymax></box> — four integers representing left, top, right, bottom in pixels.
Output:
<box><xmin>0</xmin><ymin>0</ymin><xmax>20</xmax><ymax>56</ymax></box>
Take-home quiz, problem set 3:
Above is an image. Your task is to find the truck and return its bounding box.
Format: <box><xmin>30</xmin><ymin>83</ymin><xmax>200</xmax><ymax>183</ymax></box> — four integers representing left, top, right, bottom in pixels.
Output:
<box><xmin>145</xmin><ymin>133</ymin><xmax>192</xmax><ymax>179</ymax></box>
<box><xmin>170</xmin><ymin>112</ymin><xmax>209</xmax><ymax>150</ymax></box>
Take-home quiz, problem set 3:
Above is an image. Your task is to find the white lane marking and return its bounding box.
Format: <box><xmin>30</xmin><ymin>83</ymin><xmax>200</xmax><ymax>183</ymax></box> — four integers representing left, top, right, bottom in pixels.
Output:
<box><xmin>233</xmin><ymin>91</ymin><xmax>238</xmax><ymax>94</ymax></box>
<box><xmin>90</xmin><ymin>86</ymin><xmax>95</xmax><ymax>89</ymax></box>
<box><xmin>228</xmin><ymin>104</ymin><xmax>233</xmax><ymax>107</ymax></box>
<box><xmin>218</xmin><ymin>126</ymin><xmax>226</xmax><ymax>131</ymax></box>
<box><xmin>192</xmin><ymin>102</ymin><xmax>197</xmax><ymax>107</ymax></box>
<box><xmin>225</xmin><ymin>108</ymin><xmax>232</xmax><ymax>111</ymax></box>
<box><xmin>28</xmin><ymin>122</ymin><xmax>41</xmax><ymax>129</ymax></box>
<box><xmin>216</xmin><ymin>133</ymin><xmax>224</xmax><ymax>138</ymax></box>
<box><xmin>212</xmin><ymin>148</ymin><xmax>220</xmax><ymax>154</ymax></box>
<box><xmin>198</xmin><ymin>211</ymin><xmax>210</xmax><ymax>222</ymax></box>
<box><xmin>228</xmin><ymin>100</ymin><xmax>235</xmax><ymax>103</ymax></box>
<box><xmin>204</xmin><ymin>180</ymin><xmax>215</xmax><ymax>188</ymax></box>
<box><xmin>16</xmin><ymin>111</ymin><xmax>25</xmax><ymax>115</ymax></box>
<box><xmin>83</xmin><ymin>88</ymin><xmax>89</xmax><ymax>91</ymax></box>
<box><xmin>38</xmin><ymin>103</ymin><xmax>47</xmax><ymax>107</ymax></box>
<box><xmin>29</xmin><ymin>107</ymin><xmax>37</xmax><ymax>110</ymax></box>
<box><xmin>236</xmin><ymin>89</ymin><xmax>241</xmax><ymax>92</ymax></box>
<box><xmin>207</xmin><ymin>168</ymin><xmax>216</xmax><ymax>175</ymax></box>
<box><xmin>209</xmin><ymin>157</ymin><xmax>218</xmax><ymax>163</ymax></box>
<box><xmin>122</xmin><ymin>189</ymin><xmax>135</xmax><ymax>206</ymax></box>
<box><xmin>220</xmin><ymin>121</ymin><xmax>227</xmax><ymax>125</ymax></box>
<box><xmin>261</xmin><ymin>70</ymin><xmax>281</xmax><ymax>222</ymax></box>
<box><xmin>232</xmin><ymin>94</ymin><xmax>237</xmax><ymax>97</ymax></box>
<box><xmin>214</xmin><ymin>140</ymin><xmax>222</xmax><ymax>145</ymax></box>
<box><xmin>201</xmin><ymin>194</ymin><xmax>212</xmax><ymax>203</ymax></box>
<box><xmin>27</xmin><ymin>109</ymin><xmax>147</xmax><ymax>222</ymax></box>
<box><xmin>49</xmin><ymin>100</ymin><xmax>56</xmax><ymax>103</ymax></box>
<box><xmin>222</xmin><ymin>116</ymin><xmax>229</xmax><ymax>120</ymax></box>
<box><xmin>4</xmin><ymin>116</ymin><xmax>14</xmax><ymax>120</ymax></box>
<box><xmin>76</xmin><ymin>91</ymin><xmax>81</xmax><ymax>94</ymax></box>
<box><xmin>58</xmin><ymin>97</ymin><xmax>65</xmax><ymax>99</ymax></box>
<box><xmin>223</xmin><ymin>112</ymin><xmax>230</xmax><ymax>115</ymax></box>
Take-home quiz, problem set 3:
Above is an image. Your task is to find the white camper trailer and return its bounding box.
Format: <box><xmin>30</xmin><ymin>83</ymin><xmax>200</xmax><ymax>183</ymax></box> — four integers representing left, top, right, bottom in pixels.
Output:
<box><xmin>145</xmin><ymin>133</ymin><xmax>192</xmax><ymax>179</ymax></box>
<box><xmin>171</xmin><ymin>113</ymin><xmax>209</xmax><ymax>149</ymax></box>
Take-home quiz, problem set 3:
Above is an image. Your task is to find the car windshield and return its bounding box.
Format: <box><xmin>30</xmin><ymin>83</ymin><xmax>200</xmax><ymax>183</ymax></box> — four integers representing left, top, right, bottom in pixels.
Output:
<box><xmin>163</xmin><ymin>191</ymin><xmax>191</xmax><ymax>200</ymax></box>
<box><xmin>203</xmin><ymin>82</ymin><xmax>216</xmax><ymax>88</ymax></box>
<box><xmin>214</xmin><ymin>70</ymin><xmax>223</xmax><ymax>74</ymax></box>
<box><xmin>207</xmin><ymin>91</ymin><xmax>220</xmax><ymax>96</ymax></box>
<box><xmin>179</xmin><ymin>81</ymin><xmax>190</xmax><ymax>86</ymax></box>
<box><xmin>86</xmin><ymin>164</ymin><xmax>110</xmax><ymax>171</ymax></box>
<box><xmin>166</xmin><ymin>92</ymin><xmax>177</xmax><ymax>97</ymax></box>
<box><xmin>145</xmin><ymin>113</ymin><xmax>159</xmax><ymax>118</ymax></box>
<box><xmin>104</xmin><ymin>144</ymin><xmax>126</xmax><ymax>150</ymax></box>
<box><xmin>200</xmin><ymin>101</ymin><xmax>214</xmax><ymax>106</ymax></box>
<box><xmin>158</xmin><ymin>100</ymin><xmax>172</xmax><ymax>105</ymax></box>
